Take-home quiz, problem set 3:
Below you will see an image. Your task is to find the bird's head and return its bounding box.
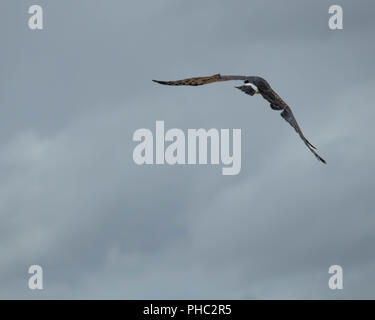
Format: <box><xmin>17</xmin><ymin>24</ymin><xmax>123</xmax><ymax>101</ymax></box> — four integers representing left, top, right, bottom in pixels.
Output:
<box><xmin>235</xmin><ymin>80</ymin><xmax>260</xmax><ymax>96</ymax></box>
<box><xmin>235</xmin><ymin>84</ymin><xmax>256</xmax><ymax>96</ymax></box>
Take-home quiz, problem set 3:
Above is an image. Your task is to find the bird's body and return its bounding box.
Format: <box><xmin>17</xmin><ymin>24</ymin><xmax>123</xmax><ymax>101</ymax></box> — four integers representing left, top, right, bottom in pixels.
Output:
<box><xmin>152</xmin><ymin>73</ymin><xmax>326</xmax><ymax>164</ymax></box>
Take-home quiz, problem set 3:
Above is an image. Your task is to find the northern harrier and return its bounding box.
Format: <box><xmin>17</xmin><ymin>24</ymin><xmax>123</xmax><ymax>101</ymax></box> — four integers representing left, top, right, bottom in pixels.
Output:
<box><xmin>153</xmin><ymin>74</ymin><xmax>326</xmax><ymax>164</ymax></box>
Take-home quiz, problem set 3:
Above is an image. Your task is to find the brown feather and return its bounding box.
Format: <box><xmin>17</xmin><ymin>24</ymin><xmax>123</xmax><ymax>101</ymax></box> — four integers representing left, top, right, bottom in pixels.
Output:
<box><xmin>152</xmin><ymin>74</ymin><xmax>231</xmax><ymax>86</ymax></box>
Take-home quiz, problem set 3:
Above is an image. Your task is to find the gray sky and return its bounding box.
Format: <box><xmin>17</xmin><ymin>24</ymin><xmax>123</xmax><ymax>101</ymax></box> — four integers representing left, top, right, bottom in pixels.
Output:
<box><xmin>0</xmin><ymin>0</ymin><xmax>375</xmax><ymax>299</ymax></box>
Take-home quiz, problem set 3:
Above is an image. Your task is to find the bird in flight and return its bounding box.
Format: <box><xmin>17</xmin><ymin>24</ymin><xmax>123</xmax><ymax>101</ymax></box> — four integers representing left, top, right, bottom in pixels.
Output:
<box><xmin>152</xmin><ymin>73</ymin><xmax>326</xmax><ymax>164</ymax></box>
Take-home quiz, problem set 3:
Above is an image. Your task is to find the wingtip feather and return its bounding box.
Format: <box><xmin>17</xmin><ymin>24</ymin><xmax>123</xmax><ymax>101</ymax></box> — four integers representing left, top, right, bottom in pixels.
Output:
<box><xmin>319</xmin><ymin>156</ymin><xmax>327</xmax><ymax>164</ymax></box>
<box><xmin>312</xmin><ymin>150</ymin><xmax>326</xmax><ymax>164</ymax></box>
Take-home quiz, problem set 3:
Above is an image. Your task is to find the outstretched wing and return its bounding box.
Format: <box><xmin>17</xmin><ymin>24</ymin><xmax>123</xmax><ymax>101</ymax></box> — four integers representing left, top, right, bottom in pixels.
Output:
<box><xmin>258</xmin><ymin>87</ymin><xmax>325</xmax><ymax>163</ymax></box>
<box><xmin>153</xmin><ymin>74</ymin><xmax>249</xmax><ymax>86</ymax></box>
<box><xmin>280</xmin><ymin>105</ymin><xmax>326</xmax><ymax>164</ymax></box>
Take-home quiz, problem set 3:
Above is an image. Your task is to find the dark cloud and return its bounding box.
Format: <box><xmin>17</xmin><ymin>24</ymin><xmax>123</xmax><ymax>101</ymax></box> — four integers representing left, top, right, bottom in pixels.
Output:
<box><xmin>0</xmin><ymin>0</ymin><xmax>374</xmax><ymax>299</ymax></box>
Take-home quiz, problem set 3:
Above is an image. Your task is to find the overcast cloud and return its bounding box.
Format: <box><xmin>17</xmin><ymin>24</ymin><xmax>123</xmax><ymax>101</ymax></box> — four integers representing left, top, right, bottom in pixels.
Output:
<box><xmin>0</xmin><ymin>0</ymin><xmax>374</xmax><ymax>299</ymax></box>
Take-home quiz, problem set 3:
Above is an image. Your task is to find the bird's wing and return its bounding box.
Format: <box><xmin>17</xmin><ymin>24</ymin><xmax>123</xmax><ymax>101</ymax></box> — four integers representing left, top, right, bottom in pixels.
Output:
<box><xmin>260</xmin><ymin>88</ymin><xmax>288</xmax><ymax>110</ymax></box>
<box><xmin>153</xmin><ymin>75</ymin><xmax>326</xmax><ymax>164</ymax></box>
<box><xmin>153</xmin><ymin>74</ymin><xmax>249</xmax><ymax>86</ymax></box>
<box><xmin>260</xmin><ymin>87</ymin><xmax>325</xmax><ymax>163</ymax></box>
<box><xmin>280</xmin><ymin>105</ymin><xmax>326</xmax><ymax>164</ymax></box>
